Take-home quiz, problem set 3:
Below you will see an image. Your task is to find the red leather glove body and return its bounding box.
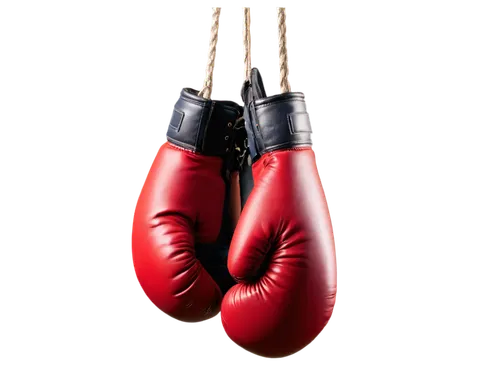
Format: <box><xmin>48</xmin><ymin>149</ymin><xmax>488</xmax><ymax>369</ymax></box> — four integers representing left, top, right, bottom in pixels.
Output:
<box><xmin>133</xmin><ymin>89</ymin><xmax>247</xmax><ymax>322</ymax></box>
<box><xmin>221</xmin><ymin>69</ymin><xmax>337</xmax><ymax>357</ymax></box>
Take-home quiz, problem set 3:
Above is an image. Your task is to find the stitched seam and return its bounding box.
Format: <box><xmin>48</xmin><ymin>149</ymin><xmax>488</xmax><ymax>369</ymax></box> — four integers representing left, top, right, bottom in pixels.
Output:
<box><xmin>180</xmin><ymin>96</ymin><xmax>207</xmax><ymax>107</ymax></box>
<box><xmin>255</xmin><ymin>98</ymin><xmax>305</xmax><ymax>110</ymax></box>
<box><xmin>165</xmin><ymin>136</ymin><xmax>196</xmax><ymax>152</ymax></box>
<box><xmin>264</xmin><ymin>141</ymin><xmax>314</xmax><ymax>151</ymax></box>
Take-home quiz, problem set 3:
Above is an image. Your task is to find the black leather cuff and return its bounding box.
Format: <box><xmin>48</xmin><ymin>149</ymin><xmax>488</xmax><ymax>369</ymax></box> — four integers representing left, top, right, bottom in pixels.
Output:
<box><xmin>242</xmin><ymin>68</ymin><xmax>312</xmax><ymax>159</ymax></box>
<box><xmin>250</xmin><ymin>93</ymin><xmax>312</xmax><ymax>153</ymax></box>
<box><xmin>167</xmin><ymin>88</ymin><xmax>243</xmax><ymax>157</ymax></box>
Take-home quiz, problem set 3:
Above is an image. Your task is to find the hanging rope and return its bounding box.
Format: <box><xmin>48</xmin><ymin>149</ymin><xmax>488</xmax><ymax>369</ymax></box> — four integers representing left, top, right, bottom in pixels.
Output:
<box><xmin>277</xmin><ymin>8</ymin><xmax>291</xmax><ymax>93</ymax></box>
<box><xmin>243</xmin><ymin>8</ymin><xmax>251</xmax><ymax>81</ymax></box>
<box><xmin>199</xmin><ymin>8</ymin><xmax>221</xmax><ymax>99</ymax></box>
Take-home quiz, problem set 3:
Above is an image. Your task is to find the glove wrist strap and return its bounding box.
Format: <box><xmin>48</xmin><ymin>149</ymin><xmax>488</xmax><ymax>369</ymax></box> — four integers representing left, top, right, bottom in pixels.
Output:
<box><xmin>167</xmin><ymin>89</ymin><xmax>243</xmax><ymax>157</ymax></box>
<box><xmin>242</xmin><ymin>69</ymin><xmax>312</xmax><ymax>160</ymax></box>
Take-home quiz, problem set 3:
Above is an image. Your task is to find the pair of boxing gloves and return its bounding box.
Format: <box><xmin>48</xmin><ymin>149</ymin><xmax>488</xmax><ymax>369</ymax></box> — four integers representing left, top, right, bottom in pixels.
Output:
<box><xmin>132</xmin><ymin>68</ymin><xmax>337</xmax><ymax>357</ymax></box>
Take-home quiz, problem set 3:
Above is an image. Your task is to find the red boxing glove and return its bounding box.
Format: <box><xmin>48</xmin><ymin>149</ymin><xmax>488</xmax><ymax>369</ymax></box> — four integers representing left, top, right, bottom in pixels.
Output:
<box><xmin>221</xmin><ymin>69</ymin><xmax>337</xmax><ymax>357</ymax></box>
<box><xmin>133</xmin><ymin>89</ymin><xmax>248</xmax><ymax>322</ymax></box>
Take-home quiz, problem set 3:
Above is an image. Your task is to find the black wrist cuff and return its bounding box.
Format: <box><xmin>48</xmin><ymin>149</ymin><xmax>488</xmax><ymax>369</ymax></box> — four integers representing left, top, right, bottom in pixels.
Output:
<box><xmin>167</xmin><ymin>88</ymin><xmax>243</xmax><ymax>157</ymax></box>
<box><xmin>242</xmin><ymin>68</ymin><xmax>312</xmax><ymax>160</ymax></box>
<box><xmin>248</xmin><ymin>92</ymin><xmax>312</xmax><ymax>153</ymax></box>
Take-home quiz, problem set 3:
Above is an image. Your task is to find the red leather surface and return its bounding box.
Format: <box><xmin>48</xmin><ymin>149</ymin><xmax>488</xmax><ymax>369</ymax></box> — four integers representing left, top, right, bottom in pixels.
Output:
<box><xmin>221</xmin><ymin>148</ymin><xmax>337</xmax><ymax>357</ymax></box>
<box><xmin>132</xmin><ymin>142</ymin><xmax>225</xmax><ymax>322</ymax></box>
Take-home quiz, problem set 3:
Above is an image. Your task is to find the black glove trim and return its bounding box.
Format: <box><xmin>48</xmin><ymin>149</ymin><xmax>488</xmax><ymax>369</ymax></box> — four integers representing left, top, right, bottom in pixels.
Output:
<box><xmin>242</xmin><ymin>68</ymin><xmax>313</xmax><ymax>159</ymax></box>
<box><xmin>167</xmin><ymin>88</ymin><xmax>243</xmax><ymax>156</ymax></box>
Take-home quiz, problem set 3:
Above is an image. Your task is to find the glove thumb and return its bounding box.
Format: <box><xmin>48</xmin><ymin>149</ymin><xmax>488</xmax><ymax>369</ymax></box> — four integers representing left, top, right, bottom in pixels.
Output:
<box><xmin>227</xmin><ymin>189</ymin><xmax>272</xmax><ymax>283</ymax></box>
